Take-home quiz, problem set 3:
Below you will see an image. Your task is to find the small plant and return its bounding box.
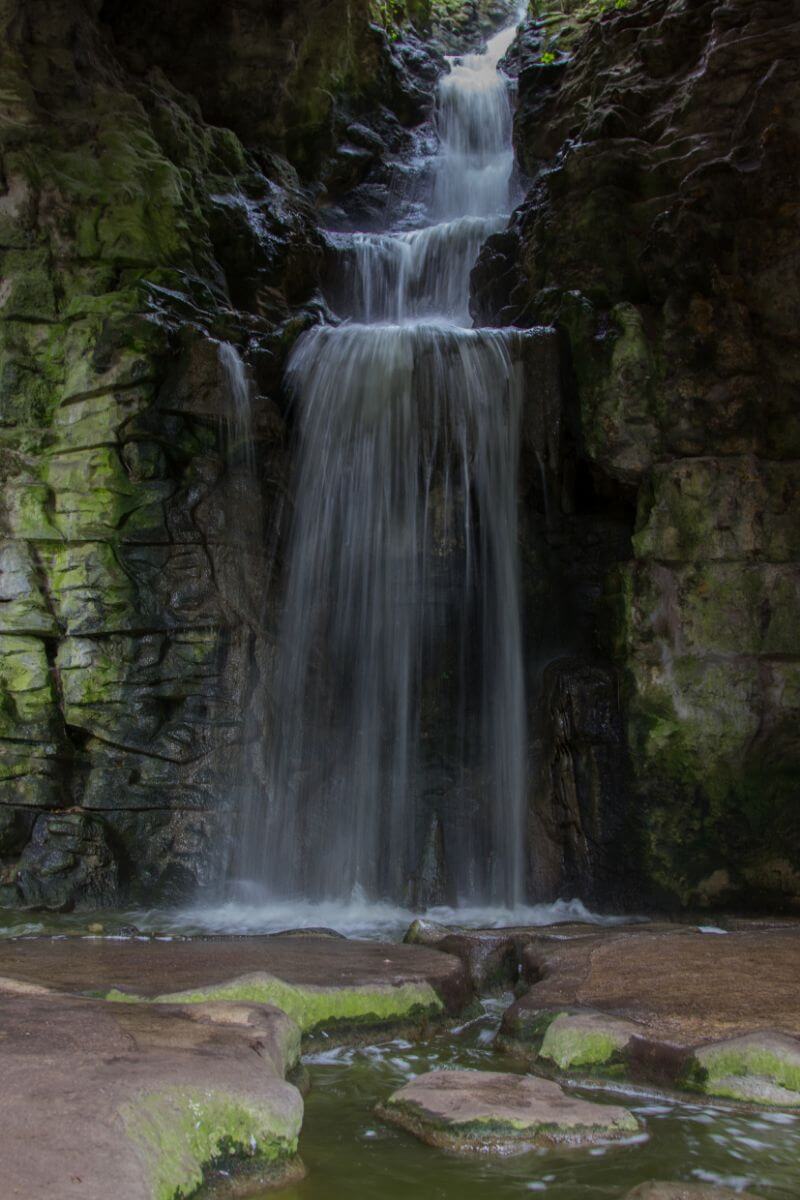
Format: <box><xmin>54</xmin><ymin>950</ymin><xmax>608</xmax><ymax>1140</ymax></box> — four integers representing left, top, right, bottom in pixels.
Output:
<box><xmin>539</xmin><ymin>50</ymin><xmax>556</xmax><ymax>63</ymax></box>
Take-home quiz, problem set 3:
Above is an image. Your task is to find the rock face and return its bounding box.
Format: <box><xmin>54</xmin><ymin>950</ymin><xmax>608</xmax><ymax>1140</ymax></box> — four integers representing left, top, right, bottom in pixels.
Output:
<box><xmin>473</xmin><ymin>0</ymin><xmax>800</xmax><ymax>910</ymax></box>
<box><xmin>0</xmin><ymin>0</ymin><xmax>443</xmax><ymax>909</ymax></box>
<box><xmin>1</xmin><ymin>0</ymin><xmax>797</xmax><ymax>914</ymax></box>
<box><xmin>377</xmin><ymin>1067</ymin><xmax>639</xmax><ymax>1153</ymax></box>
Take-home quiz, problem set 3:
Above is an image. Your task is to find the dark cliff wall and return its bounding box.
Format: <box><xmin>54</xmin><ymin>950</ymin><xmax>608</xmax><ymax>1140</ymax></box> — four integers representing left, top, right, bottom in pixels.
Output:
<box><xmin>0</xmin><ymin>0</ymin><xmax>443</xmax><ymax>909</ymax></box>
<box><xmin>475</xmin><ymin>0</ymin><xmax>800</xmax><ymax>911</ymax></box>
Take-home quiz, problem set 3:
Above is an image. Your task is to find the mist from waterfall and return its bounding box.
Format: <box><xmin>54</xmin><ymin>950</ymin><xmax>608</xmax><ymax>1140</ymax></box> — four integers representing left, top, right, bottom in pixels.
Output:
<box><xmin>232</xmin><ymin>7</ymin><xmax>529</xmax><ymax>909</ymax></box>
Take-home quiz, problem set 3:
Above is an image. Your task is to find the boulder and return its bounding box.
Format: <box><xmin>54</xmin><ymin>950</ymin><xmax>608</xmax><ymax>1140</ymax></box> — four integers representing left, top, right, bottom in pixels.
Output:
<box><xmin>0</xmin><ymin>932</ymin><xmax>473</xmax><ymax>1041</ymax></box>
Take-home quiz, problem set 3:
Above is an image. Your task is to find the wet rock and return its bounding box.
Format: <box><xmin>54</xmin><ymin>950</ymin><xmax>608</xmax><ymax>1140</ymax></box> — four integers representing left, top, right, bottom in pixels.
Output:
<box><xmin>499</xmin><ymin>923</ymin><xmax>800</xmax><ymax>1104</ymax></box>
<box><xmin>475</xmin><ymin>0</ymin><xmax>800</xmax><ymax>910</ymax></box>
<box><xmin>377</xmin><ymin>1068</ymin><xmax>640</xmax><ymax>1153</ymax></box>
<box><xmin>408</xmin><ymin>815</ymin><xmax>455</xmax><ymax>909</ymax></box>
<box><xmin>689</xmin><ymin>1031</ymin><xmax>800</xmax><ymax>1108</ymax></box>
<box><xmin>0</xmin><ymin>987</ymin><xmax>304</xmax><ymax>1200</ymax></box>
<box><xmin>0</xmin><ymin>933</ymin><xmax>474</xmax><ymax>1041</ymax></box>
<box><xmin>12</xmin><ymin>813</ymin><xmax>118</xmax><ymax>912</ymax></box>
<box><xmin>536</xmin><ymin>1010</ymin><xmax>642</xmax><ymax>1072</ymax></box>
<box><xmin>404</xmin><ymin>919</ymin><xmax>519</xmax><ymax>992</ymax></box>
<box><xmin>0</xmin><ymin>0</ymin><xmax>330</xmax><ymax>908</ymax></box>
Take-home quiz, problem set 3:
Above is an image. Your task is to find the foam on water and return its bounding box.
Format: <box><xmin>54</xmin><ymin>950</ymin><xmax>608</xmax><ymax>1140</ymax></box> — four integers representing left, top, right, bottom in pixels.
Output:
<box><xmin>130</xmin><ymin>895</ymin><xmax>630</xmax><ymax>939</ymax></box>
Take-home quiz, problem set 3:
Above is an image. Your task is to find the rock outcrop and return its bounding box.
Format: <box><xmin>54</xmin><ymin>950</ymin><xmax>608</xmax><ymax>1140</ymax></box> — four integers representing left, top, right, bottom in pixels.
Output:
<box><xmin>497</xmin><ymin>921</ymin><xmax>800</xmax><ymax>1104</ymax></box>
<box><xmin>474</xmin><ymin>0</ymin><xmax>800</xmax><ymax>911</ymax></box>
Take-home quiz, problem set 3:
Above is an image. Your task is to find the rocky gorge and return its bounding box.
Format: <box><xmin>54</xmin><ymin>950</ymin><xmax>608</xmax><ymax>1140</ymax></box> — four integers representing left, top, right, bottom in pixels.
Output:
<box><xmin>1</xmin><ymin>0</ymin><xmax>797</xmax><ymax>917</ymax></box>
<box><xmin>1</xmin><ymin>0</ymin><xmax>800</xmax><ymax>1196</ymax></box>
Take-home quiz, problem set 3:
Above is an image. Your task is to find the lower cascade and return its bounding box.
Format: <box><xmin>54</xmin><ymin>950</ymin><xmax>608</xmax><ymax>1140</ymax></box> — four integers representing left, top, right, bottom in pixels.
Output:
<box><xmin>232</xmin><ymin>11</ymin><xmax>529</xmax><ymax>906</ymax></box>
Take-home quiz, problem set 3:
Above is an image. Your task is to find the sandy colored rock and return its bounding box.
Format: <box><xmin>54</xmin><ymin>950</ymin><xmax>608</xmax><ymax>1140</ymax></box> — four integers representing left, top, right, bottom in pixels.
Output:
<box><xmin>505</xmin><ymin>927</ymin><xmax>800</xmax><ymax>1045</ymax></box>
<box><xmin>377</xmin><ymin>1068</ymin><xmax>640</xmax><ymax>1154</ymax></box>
<box><xmin>0</xmin><ymin>990</ymin><xmax>303</xmax><ymax>1200</ymax></box>
<box><xmin>0</xmin><ymin>933</ymin><xmax>471</xmax><ymax>1037</ymax></box>
<box><xmin>500</xmin><ymin>925</ymin><xmax>800</xmax><ymax>1103</ymax></box>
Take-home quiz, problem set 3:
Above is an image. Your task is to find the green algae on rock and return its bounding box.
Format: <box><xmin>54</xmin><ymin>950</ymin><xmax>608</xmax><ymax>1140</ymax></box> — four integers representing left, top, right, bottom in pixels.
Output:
<box><xmin>105</xmin><ymin>970</ymin><xmax>445</xmax><ymax>1039</ymax></box>
<box><xmin>0</xmin><ymin>988</ymin><xmax>305</xmax><ymax>1200</ymax></box>
<box><xmin>122</xmin><ymin>1086</ymin><xmax>303</xmax><ymax>1200</ymax></box>
<box><xmin>471</xmin><ymin>0</ymin><xmax>800</xmax><ymax>911</ymax></box>
<box><xmin>377</xmin><ymin>1068</ymin><xmax>640</xmax><ymax>1154</ymax></box>
<box><xmin>687</xmin><ymin>1032</ymin><xmax>800</xmax><ymax>1108</ymax></box>
<box><xmin>537</xmin><ymin>1010</ymin><xmax>640</xmax><ymax>1072</ymax></box>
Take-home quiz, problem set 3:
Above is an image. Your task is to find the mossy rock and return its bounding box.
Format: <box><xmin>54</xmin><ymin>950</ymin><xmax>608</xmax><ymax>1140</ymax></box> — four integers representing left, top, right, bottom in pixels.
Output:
<box><xmin>687</xmin><ymin>1032</ymin><xmax>800</xmax><ymax>1107</ymax></box>
<box><xmin>105</xmin><ymin>970</ymin><xmax>446</xmax><ymax>1040</ymax></box>
<box><xmin>377</xmin><ymin>1069</ymin><xmax>640</xmax><ymax>1153</ymax></box>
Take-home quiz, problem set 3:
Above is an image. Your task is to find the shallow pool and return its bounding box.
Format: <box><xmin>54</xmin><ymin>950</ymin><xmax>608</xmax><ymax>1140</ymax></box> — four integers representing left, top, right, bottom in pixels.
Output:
<box><xmin>272</xmin><ymin>1002</ymin><xmax>800</xmax><ymax>1200</ymax></box>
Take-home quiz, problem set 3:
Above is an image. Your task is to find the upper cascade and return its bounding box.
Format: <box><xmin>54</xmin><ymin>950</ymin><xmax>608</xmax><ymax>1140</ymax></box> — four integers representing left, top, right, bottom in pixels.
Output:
<box><xmin>233</xmin><ymin>6</ymin><xmax>530</xmax><ymax>908</ymax></box>
<box><xmin>433</xmin><ymin>20</ymin><xmax>520</xmax><ymax>222</ymax></box>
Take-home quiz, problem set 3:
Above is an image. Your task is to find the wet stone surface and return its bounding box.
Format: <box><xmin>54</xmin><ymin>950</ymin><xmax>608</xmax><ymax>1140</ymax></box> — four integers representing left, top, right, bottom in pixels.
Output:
<box><xmin>377</xmin><ymin>1067</ymin><xmax>640</xmax><ymax>1154</ymax></box>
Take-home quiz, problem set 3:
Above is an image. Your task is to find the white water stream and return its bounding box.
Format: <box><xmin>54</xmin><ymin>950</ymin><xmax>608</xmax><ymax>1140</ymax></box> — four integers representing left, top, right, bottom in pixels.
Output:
<box><xmin>231</xmin><ymin>9</ymin><xmax>534</xmax><ymax>914</ymax></box>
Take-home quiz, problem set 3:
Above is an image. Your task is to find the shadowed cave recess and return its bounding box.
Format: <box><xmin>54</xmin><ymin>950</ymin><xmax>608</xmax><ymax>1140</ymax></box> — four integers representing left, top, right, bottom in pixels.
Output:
<box><xmin>0</xmin><ymin>0</ymin><xmax>797</xmax><ymax>925</ymax></box>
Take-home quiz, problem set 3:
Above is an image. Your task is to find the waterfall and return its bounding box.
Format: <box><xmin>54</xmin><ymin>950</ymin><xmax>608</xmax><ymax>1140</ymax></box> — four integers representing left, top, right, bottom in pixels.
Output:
<box><xmin>233</xmin><ymin>8</ymin><xmax>529</xmax><ymax>908</ymax></box>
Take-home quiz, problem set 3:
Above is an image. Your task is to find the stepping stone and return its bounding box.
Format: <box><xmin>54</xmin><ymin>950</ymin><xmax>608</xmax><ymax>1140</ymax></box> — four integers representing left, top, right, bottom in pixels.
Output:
<box><xmin>376</xmin><ymin>1068</ymin><xmax>640</xmax><ymax>1154</ymax></box>
<box><xmin>537</xmin><ymin>1009</ymin><xmax>643</xmax><ymax>1070</ymax></box>
<box><xmin>0</xmin><ymin>987</ymin><xmax>304</xmax><ymax>1200</ymax></box>
<box><xmin>690</xmin><ymin>1030</ymin><xmax>800</xmax><ymax>1107</ymax></box>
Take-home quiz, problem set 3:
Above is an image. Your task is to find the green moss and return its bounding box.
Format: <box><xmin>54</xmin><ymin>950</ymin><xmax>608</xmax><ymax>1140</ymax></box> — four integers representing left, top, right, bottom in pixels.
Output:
<box><xmin>0</xmin><ymin>249</ymin><xmax>58</xmax><ymax>321</ymax></box>
<box><xmin>539</xmin><ymin>1015</ymin><xmax>630</xmax><ymax>1070</ymax></box>
<box><xmin>689</xmin><ymin>1040</ymin><xmax>800</xmax><ymax>1106</ymax></box>
<box><xmin>381</xmin><ymin>1097</ymin><xmax>640</xmax><ymax>1146</ymax></box>
<box><xmin>122</xmin><ymin>1086</ymin><xmax>301</xmax><ymax>1200</ymax></box>
<box><xmin>0</xmin><ymin>635</ymin><xmax>59</xmax><ymax>740</ymax></box>
<box><xmin>105</xmin><ymin>972</ymin><xmax>444</xmax><ymax>1036</ymax></box>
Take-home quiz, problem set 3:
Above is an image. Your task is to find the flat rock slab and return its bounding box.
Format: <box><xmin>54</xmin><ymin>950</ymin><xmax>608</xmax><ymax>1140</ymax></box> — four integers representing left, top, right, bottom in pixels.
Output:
<box><xmin>0</xmin><ymin>934</ymin><xmax>470</xmax><ymax>1035</ymax></box>
<box><xmin>377</xmin><ymin>1068</ymin><xmax>640</xmax><ymax>1154</ymax></box>
<box><xmin>513</xmin><ymin>926</ymin><xmax>800</xmax><ymax>1043</ymax></box>
<box><xmin>500</xmin><ymin>926</ymin><xmax>800</xmax><ymax>1105</ymax></box>
<box><xmin>405</xmin><ymin>919</ymin><xmax>704</xmax><ymax>990</ymax></box>
<box><xmin>0</xmin><ymin>987</ymin><xmax>303</xmax><ymax>1200</ymax></box>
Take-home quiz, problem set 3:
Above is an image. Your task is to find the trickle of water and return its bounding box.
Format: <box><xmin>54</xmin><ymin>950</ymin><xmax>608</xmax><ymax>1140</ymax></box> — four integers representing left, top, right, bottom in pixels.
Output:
<box><xmin>218</xmin><ymin>340</ymin><xmax>256</xmax><ymax>475</ymax></box>
<box><xmin>232</xmin><ymin>6</ymin><xmax>531</xmax><ymax>908</ymax></box>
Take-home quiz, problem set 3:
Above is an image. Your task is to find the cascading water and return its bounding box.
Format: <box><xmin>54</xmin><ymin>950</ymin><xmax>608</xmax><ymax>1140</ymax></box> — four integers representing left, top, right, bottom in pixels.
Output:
<box><xmin>233</xmin><ymin>9</ymin><xmax>529</xmax><ymax>909</ymax></box>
